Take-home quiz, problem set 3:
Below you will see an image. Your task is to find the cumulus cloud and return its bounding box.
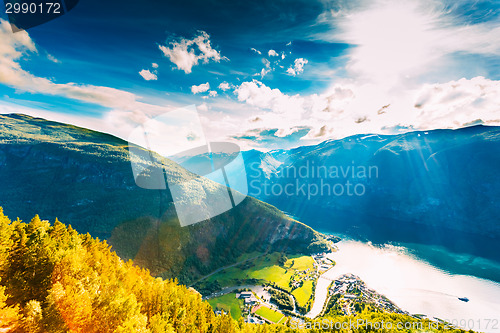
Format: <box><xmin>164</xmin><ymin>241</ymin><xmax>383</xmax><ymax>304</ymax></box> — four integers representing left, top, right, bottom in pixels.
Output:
<box><xmin>139</xmin><ymin>69</ymin><xmax>158</xmax><ymax>81</ymax></box>
<box><xmin>412</xmin><ymin>77</ymin><xmax>500</xmax><ymax>129</ymax></box>
<box><xmin>268</xmin><ymin>49</ymin><xmax>278</xmax><ymax>57</ymax></box>
<box><xmin>286</xmin><ymin>58</ymin><xmax>308</xmax><ymax>76</ymax></box>
<box><xmin>159</xmin><ymin>31</ymin><xmax>225</xmax><ymax>74</ymax></box>
<box><xmin>233</xmin><ymin>80</ymin><xmax>352</xmax><ymax>141</ymax></box>
<box><xmin>191</xmin><ymin>82</ymin><xmax>210</xmax><ymax>94</ymax></box>
<box><xmin>235</xmin><ymin>79</ymin><xmax>304</xmax><ymax>116</ymax></box>
<box><xmin>152</xmin><ymin>63</ymin><xmax>159</xmax><ymax>68</ymax></box>
<box><xmin>209</xmin><ymin>90</ymin><xmax>218</xmax><ymax>97</ymax></box>
<box><xmin>257</xmin><ymin>59</ymin><xmax>272</xmax><ymax>79</ymax></box>
<box><xmin>218</xmin><ymin>82</ymin><xmax>231</xmax><ymax>91</ymax></box>
<box><xmin>229</xmin><ymin>75</ymin><xmax>500</xmax><ymax>148</ymax></box>
<box><xmin>224</xmin><ymin>0</ymin><xmax>495</xmax><ymax>148</ymax></box>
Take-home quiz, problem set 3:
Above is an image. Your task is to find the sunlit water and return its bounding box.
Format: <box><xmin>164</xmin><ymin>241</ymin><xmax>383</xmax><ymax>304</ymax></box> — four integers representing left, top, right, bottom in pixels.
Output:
<box><xmin>308</xmin><ymin>241</ymin><xmax>500</xmax><ymax>333</ymax></box>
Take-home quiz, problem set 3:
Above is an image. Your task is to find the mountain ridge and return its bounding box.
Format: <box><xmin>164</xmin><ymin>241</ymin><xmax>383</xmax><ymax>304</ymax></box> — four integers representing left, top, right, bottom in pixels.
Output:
<box><xmin>0</xmin><ymin>113</ymin><xmax>329</xmax><ymax>284</ymax></box>
<box><xmin>179</xmin><ymin>124</ymin><xmax>500</xmax><ymax>263</ymax></box>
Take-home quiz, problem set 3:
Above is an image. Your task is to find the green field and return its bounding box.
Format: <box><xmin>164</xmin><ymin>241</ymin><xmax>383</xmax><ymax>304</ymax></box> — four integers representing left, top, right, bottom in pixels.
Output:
<box><xmin>203</xmin><ymin>252</ymin><xmax>316</xmax><ymax>311</ymax></box>
<box><xmin>292</xmin><ymin>280</ymin><xmax>314</xmax><ymax>307</ymax></box>
<box><xmin>285</xmin><ymin>255</ymin><xmax>314</xmax><ymax>271</ymax></box>
<box><xmin>255</xmin><ymin>306</ymin><xmax>285</xmax><ymax>324</ymax></box>
<box><xmin>207</xmin><ymin>293</ymin><xmax>243</xmax><ymax>320</ymax></box>
<box><xmin>247</xmin><ymin>265</ymin><xmax>293</xmax><ymax>290</ymax></box>
<box><xmin>205</xmin><ymin>252</ymin><xmax>315</xmax><ymax>292</ymax></box>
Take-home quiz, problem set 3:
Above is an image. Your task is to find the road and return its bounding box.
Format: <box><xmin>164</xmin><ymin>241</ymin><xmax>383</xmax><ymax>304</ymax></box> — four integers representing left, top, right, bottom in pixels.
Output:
<box><xmin>203</xmin><ymin>285</ymin><xmax>263</xmax><ymax>300</ymax></box>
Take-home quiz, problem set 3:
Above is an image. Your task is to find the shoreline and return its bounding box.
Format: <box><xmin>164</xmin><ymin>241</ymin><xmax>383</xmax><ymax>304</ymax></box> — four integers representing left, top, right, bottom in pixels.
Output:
<box><xmin>305</xmin><ymin>240</ymin><xmax>500</xmax><ymax>333</ymax></box>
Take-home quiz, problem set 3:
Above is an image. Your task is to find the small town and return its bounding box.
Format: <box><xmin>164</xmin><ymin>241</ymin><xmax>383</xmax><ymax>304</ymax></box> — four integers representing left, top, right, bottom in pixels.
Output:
<box><xmin>321</xmin><ymin>274</ymin><xmax>407</xmax><ymax>317</ymax></box>
<box><xmin>207</xmin><ymin>250</ymin><xmax>338</xmax><ymax>325</ymax></box>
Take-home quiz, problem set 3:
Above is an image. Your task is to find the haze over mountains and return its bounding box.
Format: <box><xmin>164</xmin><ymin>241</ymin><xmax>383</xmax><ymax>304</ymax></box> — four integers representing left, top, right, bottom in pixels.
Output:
<box><xmin>179</xmin><ymin>125</ymin><xmax>500</xmax><ymax>263</ymax></box>
<box><xmin>0</xmin><ymin>114</ymin><xmax>329</xmax><ymax>284</ymax></box>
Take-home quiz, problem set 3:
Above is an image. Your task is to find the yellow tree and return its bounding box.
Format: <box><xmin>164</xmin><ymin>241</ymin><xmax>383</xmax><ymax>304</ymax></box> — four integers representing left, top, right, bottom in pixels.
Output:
<box><xmin>0</xmin><ymin>281</ymin><xmax>19</xmax><ymax>331</ymax></box>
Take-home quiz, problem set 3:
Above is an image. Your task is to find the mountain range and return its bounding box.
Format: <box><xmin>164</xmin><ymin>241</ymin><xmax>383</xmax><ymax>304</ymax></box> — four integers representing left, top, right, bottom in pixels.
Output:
<box><xmin>178</xmin><ymin>125</ymin><xmax>500</xmax><ymax>262</ymax></box>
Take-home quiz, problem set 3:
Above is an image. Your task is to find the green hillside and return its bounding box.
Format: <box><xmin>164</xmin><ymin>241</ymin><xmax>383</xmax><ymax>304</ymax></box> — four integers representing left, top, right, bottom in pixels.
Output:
<box><xmin>0</xmin><ymin>114</ymin><xmax>329</xmax><ymax>284</ymax></box>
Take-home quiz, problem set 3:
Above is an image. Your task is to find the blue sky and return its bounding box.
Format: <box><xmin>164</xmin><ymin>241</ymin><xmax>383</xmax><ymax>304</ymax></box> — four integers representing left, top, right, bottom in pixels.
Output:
<box><xmin>0</xmin><ymin>0</ymin><xmax>499</xmax><ymax>150</ymax></box>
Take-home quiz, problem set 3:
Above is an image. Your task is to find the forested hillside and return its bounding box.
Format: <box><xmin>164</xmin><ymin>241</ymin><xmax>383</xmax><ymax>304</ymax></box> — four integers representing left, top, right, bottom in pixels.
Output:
<box><xmin>0</xmin><ymin>114</ymin><xmax>328</xmax><ymax>284</ymax></box>
<box><xmin>0</xmin><ymin>207</ymin><xmax>267</xmax><ymax>332</ymax></box>
<box><xmin>0</xmin><ymin>208</ymin><xmax>467</xmax><ymax>333</ymax></box>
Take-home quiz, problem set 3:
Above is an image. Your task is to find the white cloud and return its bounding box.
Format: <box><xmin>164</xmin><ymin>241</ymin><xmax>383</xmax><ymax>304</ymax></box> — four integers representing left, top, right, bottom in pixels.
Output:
<box><xmin>223</xmin><ymin>0</ymin><xmax>496</xmax><ymax>148</ymax></box>
<box><xmin>159</xmin><ymin>31</ymin><xmax>225</xmax><ymax>74</ymax></box>
<box><xmin>47</xmin><ymin>53</ymin><xmax>60</xmax><ymax>63</ymax></box>
<box><xmin>250</xmin><ymin>48</ymin><xmax>262</xmax><ymax>55</ymax></box>
<box><xmin>412</xmin><ymin>77</ymin><xmax>500</xmax><ymax>129</ymax></box>
<box><xmin>152</xmin><ymin>63</ymin><xmax>159</xmax><ymax>68</ymax></box>
<box><xmin>0</xmin><ymin>19</ymin><xmax>37</xmax><ymax>59</ymax></box>
<box><xmin>191</xmin><ymin>82</ymin><xmax>210</xmax><ymax>94</ymax></box>
<box><xmin>256</xmin><ymin>59</ymin><xmax>272</xmax><ymax>79</ymax></box>
<box><xmin>209</xmin><ymin>90</ymin><xmax>218</xmax><ymax>97</ymax></box>
<box><xmin>197</xmin><ymin>103</ymin><xmax>208</xmax><ymax>112</ymax></box>
<box><xmin>0</xmin><ymin>19</ymin><xmax>173</xmax><ymax>135</ymax></box>
<box><xmin>268</xmin><ymin>49</ymin><xmax>278</xmax><ymax>57</ymax></box>
<box><xmin>218</xmin><ymin>82</ymin><xmax>231</xmax><ymax>91</ymax></box>
<box><xmin>318</xmin><ymin>0</ymin><xmax>500</xmax><ymax>87</ymax></box>
<box><xmin>286</xmin><ymin>58</ymin><xmax>308</xmax><ymax>76</ymax></box>
<box><xmin>139</xmin><ymin>69</ymin><xmax>158</xmax><ymax>81</ymax></box>
<box><xmin>333</xmin><ymin>0</ymin><xmax>446</xmax><ymax>85</ymax></box>
<box><xmin>229</xmin><ymin>75</ymin><xmax>500</xmax><ymax>148</ymax></box>
<box><xmin>235</xmin><ymin>80</ymin><xmax>304</xmax><ymax>116</ymax></box>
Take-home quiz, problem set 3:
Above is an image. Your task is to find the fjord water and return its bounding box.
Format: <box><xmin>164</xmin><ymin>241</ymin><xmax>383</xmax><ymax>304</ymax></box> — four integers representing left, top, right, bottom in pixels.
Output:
<box><xmin>310</xmin><ymin>240</ymin><xmax>500</xmax><ymax>332</ymax></box>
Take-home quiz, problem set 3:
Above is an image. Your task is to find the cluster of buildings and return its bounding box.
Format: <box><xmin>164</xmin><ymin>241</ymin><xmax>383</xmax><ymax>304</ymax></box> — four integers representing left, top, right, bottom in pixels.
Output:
<box><xmin>327</xmin><ymin>274</ymin><xmax>405</xmax><ymax>316</ymax></box>
<box><xmin>290</xmin><ymin>267</ymin><xmax>315</xmax><ymax>289</ymax></box>
<box><xmin>235</xmin><ymin>291</ymin><xmax>268</xmax><ymax>324</ymax></box>
<box><xmin>236</xmin><ymin>291</ymin><xmax>259</xmax><ymax>305</ymax></box>
<box><xmin>312</xmin><ymin>253</ymin><xmax>335</xmax><ymax>272</ymax></box>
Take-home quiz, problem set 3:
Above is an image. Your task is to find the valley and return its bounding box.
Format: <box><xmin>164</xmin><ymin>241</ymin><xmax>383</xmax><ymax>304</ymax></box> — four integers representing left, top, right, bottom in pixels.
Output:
<box><xmin>0</xmin><ymin>114</ymin><xmax>498</xmax><ymax>331</ymax></box>
<box><xmin>0</xmin><ymin>114</ymin><xmax>331</xmax><ymax>286</ymax></box>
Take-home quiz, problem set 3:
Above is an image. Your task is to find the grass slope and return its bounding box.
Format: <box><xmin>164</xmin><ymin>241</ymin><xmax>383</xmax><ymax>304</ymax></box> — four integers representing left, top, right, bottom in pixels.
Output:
<box><xmin>292</xmin><ymin>280</ymin><xmax>314</xmax><ymax>307</ymax></box>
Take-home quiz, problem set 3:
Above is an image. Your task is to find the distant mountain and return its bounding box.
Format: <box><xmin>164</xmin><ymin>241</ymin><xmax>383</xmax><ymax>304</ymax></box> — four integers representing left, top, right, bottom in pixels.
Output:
<box><xmin>0</xmin><ymin>114</ymin><xmax>329</xmax><ymax>284</ymax></box>
<box><xmin>178</xmin><ymin>126</ymin><xmax>500</xmax><ymax>261</ymax></box>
